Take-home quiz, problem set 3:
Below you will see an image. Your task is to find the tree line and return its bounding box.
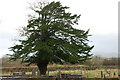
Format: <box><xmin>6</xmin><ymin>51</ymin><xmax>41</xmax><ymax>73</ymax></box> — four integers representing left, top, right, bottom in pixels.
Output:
<box><xmin>1</xmin><ymin>56</ymin><xmax>118</xmax><ymax>67</ymax></box>
<box><xmin>84</xmin><ymin>56</ymin><xmax>118</xmax><ymax>66</ymax></box>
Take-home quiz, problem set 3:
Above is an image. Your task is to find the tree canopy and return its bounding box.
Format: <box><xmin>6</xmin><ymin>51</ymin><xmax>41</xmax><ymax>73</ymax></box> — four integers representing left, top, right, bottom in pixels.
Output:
<box><xmin>9</xmin><ymin>1</ymin><xmax>94</xmax><ymax>75</ymax></box>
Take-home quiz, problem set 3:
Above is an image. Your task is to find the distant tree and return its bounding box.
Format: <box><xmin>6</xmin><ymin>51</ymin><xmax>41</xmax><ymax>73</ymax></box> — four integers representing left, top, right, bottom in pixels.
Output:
<box><xmin>84</xmin><ymin>56</ymin><xmax>104</xmax><ymax>66</ymax></box>
<box><xmin>1</xmin><ymin>55</ymin><xmax>23</xmax><ymax>67</ymax></box>
<box><xmin>103</xmin><ymin>58</ymin><xmax>118</xmax><ymax>66</ymax></box>
<box><xmin>9</xmin><ymin>1</ymin><xmax>94</xmax><ymax>75</ymax></box>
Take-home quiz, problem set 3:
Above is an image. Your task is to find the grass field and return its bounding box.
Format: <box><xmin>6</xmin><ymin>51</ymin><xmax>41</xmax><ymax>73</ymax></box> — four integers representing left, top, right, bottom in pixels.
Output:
<box><xmin>1</xmin><ymin>69</ymin><xmax>118</xmax><ymax>78</ymax></box>
<box><xmin>1</xmin><ymin>64</ymin><xmax>119</xmax><ymax>78</ymax></box>
<box><xmin>48</xmin><ymin>69</ymin><xmax>118</xmax><ymax>78</ymax></box>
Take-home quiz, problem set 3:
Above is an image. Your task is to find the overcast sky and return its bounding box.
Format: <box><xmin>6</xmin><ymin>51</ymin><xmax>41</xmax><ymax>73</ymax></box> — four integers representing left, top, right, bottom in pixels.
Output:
<box><xmin>0</xmin><ymin>0</ymin><xmax>119</xmax><ymax>58</ymax></box>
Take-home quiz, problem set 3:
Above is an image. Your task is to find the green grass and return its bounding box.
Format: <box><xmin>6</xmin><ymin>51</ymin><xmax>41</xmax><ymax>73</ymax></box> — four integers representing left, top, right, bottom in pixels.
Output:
<box><xmin>56</xmin><ymin>64</ymin><xmax>65</xmax><ymax>67</ymax></box>
<box><xmin>48</xmin><ymin>69</ymin><xmax>118</xmax><ymax>78</ymax></box>
<box><xmin>1</xmin><ymin>66</ymin><xmax>119</xmax><ymax>78</ymax></box>
<box><xmin>2</xmin><ymin>69</ymin><xmax>118</xmax><ymax>78</ymax></box>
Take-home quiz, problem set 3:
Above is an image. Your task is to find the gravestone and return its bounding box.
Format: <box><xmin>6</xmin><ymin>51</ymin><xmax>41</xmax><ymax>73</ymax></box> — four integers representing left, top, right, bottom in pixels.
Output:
<box><xmin>67</xmin><ymin>75</ymin><xmax>82</xmax><ymax>78</ymax></box>
<box><xmin>32</xmin><ymin>69</ymin><xmax>36</xmax><ymax>77</ymax></box>
<box><xmin>67</xmin><ymin>75</ymin><xmax>82</xmax><ymax>80</ymax></box>
<box><xmin>13</xmin><ymin>72</ymin><xmax>23</xmax><ymax>76</ymax></box>
<box><xmin>37</xmin><ymin>71</ymin><xmax>40</xmax><ymax>77</ymax></box>
<box><xmin>61</xmin><ymin>73</ymin><xmax>71</xmax><ymax>78</ymax></box>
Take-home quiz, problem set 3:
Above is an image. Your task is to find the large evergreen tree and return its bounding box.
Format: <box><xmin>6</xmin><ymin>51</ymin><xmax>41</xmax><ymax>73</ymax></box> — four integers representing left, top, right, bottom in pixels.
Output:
<box><xmin>9</xmin><ymin>1</ymin><xmax>94</xmax><ymax>75</ymax></box>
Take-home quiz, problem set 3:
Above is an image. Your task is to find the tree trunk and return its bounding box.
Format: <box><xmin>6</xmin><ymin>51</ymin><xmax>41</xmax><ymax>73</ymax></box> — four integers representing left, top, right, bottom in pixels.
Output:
<box><xmin>37</xmin><ymin>61</ymin><xmax>48</xmax><ymax>75</ymax></box>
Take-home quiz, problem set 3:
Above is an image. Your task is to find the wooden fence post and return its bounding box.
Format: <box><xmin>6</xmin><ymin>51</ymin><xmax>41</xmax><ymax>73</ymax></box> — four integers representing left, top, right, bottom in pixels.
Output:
<box><xmin>22</xmin><ymin>71</ymin><xmax>26</xmax><ymax>76</ymax></box>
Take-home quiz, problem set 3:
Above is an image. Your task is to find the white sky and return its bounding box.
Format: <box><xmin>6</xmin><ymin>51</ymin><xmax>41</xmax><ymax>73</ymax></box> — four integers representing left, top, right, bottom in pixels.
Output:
<box><xmin>0</xmin><ymin>0</ymin><xmax>119</xmax><ymax>58</ymax></box>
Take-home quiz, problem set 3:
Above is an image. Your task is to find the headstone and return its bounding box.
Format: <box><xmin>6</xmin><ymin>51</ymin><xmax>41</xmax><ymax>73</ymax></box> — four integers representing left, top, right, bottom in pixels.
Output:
<box><xmin>57</xmin><ymin>71</ymin><xmax>61</xmax><ymax>78</ymax></box>
<box><xmin>67</xmin><ymin>75</ymin><xmax>82</xmax><ymax>80</ymax></box>
<box><xmin>37</xmin><ymin>71</ymin><xmax>40</xmax><ymax>77</ymax></box>
<box><xmin>13</xmin><ymin>72</ymin><xmax>23</xmax><ymax>76</ymax></box>
<box><xmin>61</xmin><ymin>73</ymin><xmax>71</xmax><ymax>78</ymax></box>
<box><xmin>32</xmin><ymin>70</ymin><xmax>36</xmax><ymax>77</ymax></box>
<box><xmin>22</xmin><ymin>71</ymin><xmax>26</xmax><ymax>76</ymax></box>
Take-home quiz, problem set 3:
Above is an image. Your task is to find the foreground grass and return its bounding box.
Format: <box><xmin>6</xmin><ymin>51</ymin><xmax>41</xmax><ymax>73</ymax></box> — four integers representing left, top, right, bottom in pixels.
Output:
<box><xmin>48</xmin><ymin>69</ymin><xmax>118</xmax><ymax>78</ymax></box>
<box><xmin>1</xmin><ymin>64</ymin><xmax>118</xmax><ymax>78</ymax></box>
<box><xmin>1</xmin><ymin>69</ymin><xmax>118</xmax><ymax>78</ymax></box>
<box><xmin>1</xmin><ymin>77</ymin><xmax>119</xmax><ymax>80</ymax></box>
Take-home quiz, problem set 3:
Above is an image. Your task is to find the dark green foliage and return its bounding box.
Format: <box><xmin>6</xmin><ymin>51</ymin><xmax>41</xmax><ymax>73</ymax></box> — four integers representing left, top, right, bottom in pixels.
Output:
<box><xmin>9</xmin><ymin>1</ymin><xmax>93</xmax><ymax>66</ymax></box>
